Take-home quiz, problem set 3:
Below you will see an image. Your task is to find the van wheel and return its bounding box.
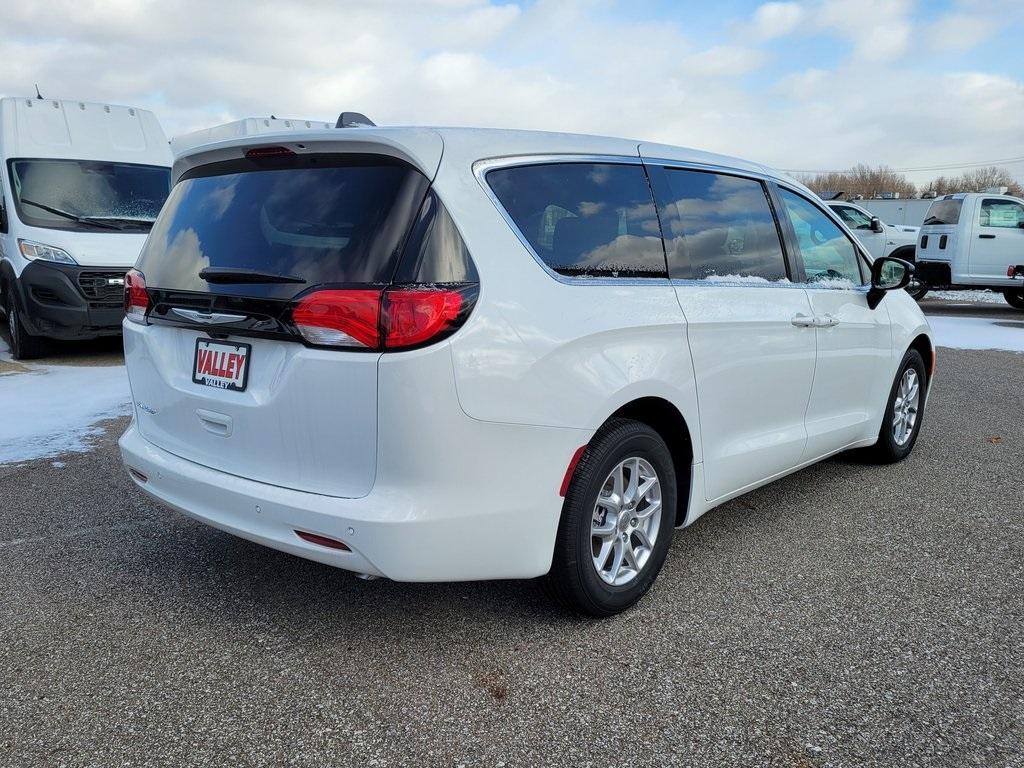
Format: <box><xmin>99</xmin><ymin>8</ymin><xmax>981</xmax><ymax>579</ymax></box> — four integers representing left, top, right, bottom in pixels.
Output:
<box><xmin>544</xmin><ymin>418</ymin><xmax>676</xmax><ymax>617</ymax></box>
<box><xmin>5</xmin><ymin>285</ymin><xmax>48</xmax><ymax>360</ymax></box>
<box><xmin>865</xmin><ymin>349</ymin><xmax>927</xmax><ymax>464</ymax></box>
<box><xmin>1003</xmin><ymin>290</ymin><xmax>1024</xmax><ymax>310</ymax></box>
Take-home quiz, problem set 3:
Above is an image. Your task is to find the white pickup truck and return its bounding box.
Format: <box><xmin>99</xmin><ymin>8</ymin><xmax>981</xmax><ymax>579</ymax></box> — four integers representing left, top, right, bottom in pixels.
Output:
<box><xmin>915</xmin><ymin>193</ymin><xmax>1024</xmax><ymax>309</ymax></box>
<box><xmin>826</xmin><ymin>200</ymin><xmax>920</xmax><ymax>261</ymax></box>
<box><xmin>826</xmin><ymin>200</ymin><xmax>924</xmax><ymax>299</ymax></box>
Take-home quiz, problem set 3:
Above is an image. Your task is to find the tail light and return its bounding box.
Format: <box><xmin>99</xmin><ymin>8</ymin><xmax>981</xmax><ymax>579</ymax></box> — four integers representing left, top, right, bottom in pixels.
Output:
<box><xmin>124</xmin><ymin>268</ymin><xmax>149</xmax><ymax>323</ymax></box>
<box><xmin>292</xmin><ymin>285</ymin><xmax>476</xmax><ymax>351</ymax></box>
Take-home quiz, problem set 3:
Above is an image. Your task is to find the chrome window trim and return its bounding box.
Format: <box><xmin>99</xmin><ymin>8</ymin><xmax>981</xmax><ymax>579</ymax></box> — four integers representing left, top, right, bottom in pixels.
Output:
<box><xmin>473</xmin><ymin>153</ymin><xmax>872</xmax><ymax>291</ymax></box>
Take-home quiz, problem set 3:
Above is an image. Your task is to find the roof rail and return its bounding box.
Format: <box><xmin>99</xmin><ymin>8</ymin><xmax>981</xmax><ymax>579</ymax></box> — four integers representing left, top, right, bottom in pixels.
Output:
<box><xmin>336</xmin><ymin>112</ymin><xmax>375</xmax><ymax>128</ymax></box>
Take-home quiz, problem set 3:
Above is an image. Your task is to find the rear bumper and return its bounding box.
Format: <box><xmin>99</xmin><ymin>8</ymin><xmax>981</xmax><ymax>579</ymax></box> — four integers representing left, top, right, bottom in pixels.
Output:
<box><xmin>119</xmin><ymin>416</ymin><xmax>587</xmax><ymax>582</ymax></box>
<box><xmin>15</xmin><ymin>261</ymin><xmax>126</xmax><ymax>339</ymax></box>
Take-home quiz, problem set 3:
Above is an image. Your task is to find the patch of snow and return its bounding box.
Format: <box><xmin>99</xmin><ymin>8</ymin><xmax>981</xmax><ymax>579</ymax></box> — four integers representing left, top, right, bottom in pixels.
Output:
<box><xmin>702</xmin><ymin>274</ymin><xmax>792</xmax><ymax>285</ymax></box>
<box><xmin>928</xmin><ymin>289</ymin><xmax>1007</xmax><ymax>305</ymax></box>
<box><xmin>928</xmin><ymin>316</ymin><xmax>1024</xmax><ymax>353</ymax></box>
<box><xmin>0</xmin><ymin>347</ymin><xmax>131</xmax><ymax>464</ymax></box>
<box><xmin>51</xmin><ymin>461</ymin><xmax>66</xmax><ymax>468</ymax></box>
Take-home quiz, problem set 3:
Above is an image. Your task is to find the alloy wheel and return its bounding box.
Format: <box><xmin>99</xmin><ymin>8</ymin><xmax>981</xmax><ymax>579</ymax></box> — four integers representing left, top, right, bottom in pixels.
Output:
<box><xmin>591</xmin><ymin>457</ymin><xmax>662</xmax><ymax>586</ymax></box>
<box><xmin>892</xmin><ymin>368</ymin><xmax>920</xmax><ymax>446</ymax></box>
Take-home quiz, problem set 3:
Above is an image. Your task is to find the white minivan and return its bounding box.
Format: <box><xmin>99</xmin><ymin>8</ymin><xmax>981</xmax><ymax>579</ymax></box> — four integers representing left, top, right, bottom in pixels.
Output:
<box><xmin>916</xmin><ymin>193</ymin><xmax>1024</xmax><ymax>308</ymax></box>
<box><xmin>119</xmin><ymin>127</ymin><xmax>933</xmax><ymax>616</ymax></box>
<box><xmin>0</xmin><ymin>97</ymin><xmax>172</xmax><ymax>358</ymax></box>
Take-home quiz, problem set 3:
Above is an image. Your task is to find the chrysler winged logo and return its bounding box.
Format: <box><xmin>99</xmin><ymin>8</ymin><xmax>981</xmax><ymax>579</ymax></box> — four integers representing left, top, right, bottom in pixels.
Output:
<box><xmin>170</xmin><ymin>308</ymin><xmax>248</xmax><ymax>325</ymax></box>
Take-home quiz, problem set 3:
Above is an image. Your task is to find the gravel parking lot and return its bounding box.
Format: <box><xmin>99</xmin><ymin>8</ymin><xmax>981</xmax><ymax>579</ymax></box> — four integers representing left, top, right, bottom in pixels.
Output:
<box><xmin>1</xmin><ymin>312</ymin><xmax>1022</xmax><ymax>767</ymax></box>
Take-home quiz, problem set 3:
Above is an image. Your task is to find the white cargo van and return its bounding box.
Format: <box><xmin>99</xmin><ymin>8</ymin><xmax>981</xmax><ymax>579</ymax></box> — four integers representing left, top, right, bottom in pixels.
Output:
<box><xmin>916</xmin><ymin>193</ymin><xmax>1024</xmax><ymax>309</ymax></box>
<box><xmin>0</xmin><ymin>97</ymin><xmax>172</xmax><ymax>358</ymax></box>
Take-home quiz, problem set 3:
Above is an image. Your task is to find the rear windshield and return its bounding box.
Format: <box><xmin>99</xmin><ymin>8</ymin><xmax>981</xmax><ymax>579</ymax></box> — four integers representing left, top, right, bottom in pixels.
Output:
<box><xmin>8</xmin><ymin>158</ymin><xmax>170</xmax><ymax>233</ymax></box>
<box><xmin>137</xmin><ymin>155</ymin><xmax>430</xmax><ymax>298</ymax></box>
<box><xmin>922</xmin><ymin>199</ymin><xmax>962</xmax><ymax>226</ymax></box>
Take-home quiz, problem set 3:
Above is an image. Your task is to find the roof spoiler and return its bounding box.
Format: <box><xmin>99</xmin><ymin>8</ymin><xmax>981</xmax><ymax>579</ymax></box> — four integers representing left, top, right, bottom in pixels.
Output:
<box><xmin>336</xmin><ymin>112</ymin><xmax>376</xmax><ymax>128</ymax></box>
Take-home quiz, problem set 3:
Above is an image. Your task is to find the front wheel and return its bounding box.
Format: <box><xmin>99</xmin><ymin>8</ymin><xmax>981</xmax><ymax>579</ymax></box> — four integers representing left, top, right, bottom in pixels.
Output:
<box><xmin>1003</xmin><ymin>289</ymin><xmax>1024</xmax><ymax>310</ymax></box>
<box><xmin>865</xmin><ymin>349</ymin><xmax>927</xmax><ymax>463</ymax></box>
<box><xmin>544</xmin><ymin>418</ymin><xmax>676</xmax><ymax>617</ymax></box>
<box><xmin>5</xmin><ymin>284</ymin><xmax>48</xmax><ymax>360</ymax></box>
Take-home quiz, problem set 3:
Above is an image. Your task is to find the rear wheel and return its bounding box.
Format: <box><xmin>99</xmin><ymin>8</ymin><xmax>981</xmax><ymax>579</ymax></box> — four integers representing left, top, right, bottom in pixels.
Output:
<box><xmin>1003</xmin><ymin>289</ymin><xmax>1024</xmax><ymax>310</ymax></box>
<box><xmin>5</xmin><ymin>284</ymin><xmax>48</xmax><ymax>360</ymax></box>
<box><xmin>544</xmin><ymin>418</ymin><xmax>676</xmax><ymax>617</ymax></box>
<box><xmin>865</xmin><ymin>349</ymin><xmax>926</xmax><ymax>463</ymax></box>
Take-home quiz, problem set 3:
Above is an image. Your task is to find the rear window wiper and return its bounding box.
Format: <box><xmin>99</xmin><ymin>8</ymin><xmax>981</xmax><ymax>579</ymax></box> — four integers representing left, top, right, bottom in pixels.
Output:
<box><xmin>198</xmin><ymin>267</ymin><xmax>307</xmax><ymax>285</ymax></box>
<box><xmin>19</xmin><ymin>198</ymin><xmax>122</xmax><ymax>230</ymax></box>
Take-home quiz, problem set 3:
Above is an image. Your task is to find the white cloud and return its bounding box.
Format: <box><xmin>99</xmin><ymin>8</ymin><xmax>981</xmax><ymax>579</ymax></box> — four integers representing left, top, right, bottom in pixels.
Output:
<box><xmin>750</xmin><ymin>2</ymin><xmax>805</xmax><ymax>39</ymax></box>
<box><xmin>0</xmin><ymin>0</ymin><xmax>1021</xmax><ymax>188</ymax></box>
<box><xmin>924</xmin><ymin>13</ymin><xmax>997</xmax><ymax>53</ymax></box>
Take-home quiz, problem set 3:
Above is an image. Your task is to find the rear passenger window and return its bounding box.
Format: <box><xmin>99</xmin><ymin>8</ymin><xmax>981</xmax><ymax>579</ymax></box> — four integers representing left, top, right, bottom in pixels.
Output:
<box><xmin>651</xmin><ymin>168</ymin><xmax>788</xmax><ymax>282</ymax></box>
<box><xmin>486</xmin><ymin>163</ymin><xmax>666</xmax><ymax>278</ymax></box>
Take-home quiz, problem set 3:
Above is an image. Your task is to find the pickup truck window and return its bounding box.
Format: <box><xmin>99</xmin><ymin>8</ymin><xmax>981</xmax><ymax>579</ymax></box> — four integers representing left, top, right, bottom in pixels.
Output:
<box><xmin>923</xmin><ymin>199</ymin><xmax>962</xmax><ymax>226</ymax></box>
<box><xmin>980</xmin><ymin>199</ymin><xmax>1024</xmax><ymax>229</ymax></box>
<box><xmin>831</xmin><ymin>204</ymin><xmax>874</xmax><ymax>230</ymax></box>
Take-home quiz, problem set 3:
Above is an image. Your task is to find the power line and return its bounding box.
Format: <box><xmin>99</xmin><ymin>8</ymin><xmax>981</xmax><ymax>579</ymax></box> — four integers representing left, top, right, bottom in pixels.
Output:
<box><xmin>784</xmin><ymin>155</ymin><xmax>1024</xmax><ymax>175</ymax></box>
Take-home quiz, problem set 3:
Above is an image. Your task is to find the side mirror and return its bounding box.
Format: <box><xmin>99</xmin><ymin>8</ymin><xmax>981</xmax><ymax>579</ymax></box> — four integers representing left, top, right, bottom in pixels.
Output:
<box><xmin>870</xmin><ymin>216</ymin><xmax>884</xmax><ymax>234</ymax></box>
<box><xmin>867</xmin><ymin>256</ymin><xmax>913</xmax><ymax>309</ymax></box>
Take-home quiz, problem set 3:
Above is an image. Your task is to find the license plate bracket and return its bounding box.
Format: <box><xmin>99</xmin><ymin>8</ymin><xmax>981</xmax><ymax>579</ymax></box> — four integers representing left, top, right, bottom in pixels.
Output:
<box><xmin>193</xmin><ymin>338</ymin><xmax>251</xmax><ymax>392</ymax></box>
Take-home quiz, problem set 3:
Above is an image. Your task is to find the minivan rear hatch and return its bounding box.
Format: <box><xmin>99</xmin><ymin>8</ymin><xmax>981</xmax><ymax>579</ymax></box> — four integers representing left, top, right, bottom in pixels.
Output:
<box><xmin>127</xmin><ymin>147</ymin><xmax>437</xmax><ymax>497</ymax></box>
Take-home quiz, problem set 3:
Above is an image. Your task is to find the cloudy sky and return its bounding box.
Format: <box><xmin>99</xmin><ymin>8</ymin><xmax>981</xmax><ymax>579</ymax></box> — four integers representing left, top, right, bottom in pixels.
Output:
<box><xmin>1</xmin><ymin>0</ymin><xmax>1022</xmax><ymax>185</ymax></box>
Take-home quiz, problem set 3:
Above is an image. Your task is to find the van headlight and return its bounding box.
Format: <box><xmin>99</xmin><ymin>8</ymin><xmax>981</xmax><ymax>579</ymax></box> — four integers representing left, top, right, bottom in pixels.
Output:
<box><xmin>18</xmin><ymin>239</ymin><xmax>78</xmax><ymax>265</ymax></box>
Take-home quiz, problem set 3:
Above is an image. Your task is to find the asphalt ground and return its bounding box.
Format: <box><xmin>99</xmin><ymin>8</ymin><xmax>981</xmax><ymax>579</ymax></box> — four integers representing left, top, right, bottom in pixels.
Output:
<box><xmin>0</xmin><ymin>303</ymin><xmax>1022</xmax><ymax>767</ymax></box>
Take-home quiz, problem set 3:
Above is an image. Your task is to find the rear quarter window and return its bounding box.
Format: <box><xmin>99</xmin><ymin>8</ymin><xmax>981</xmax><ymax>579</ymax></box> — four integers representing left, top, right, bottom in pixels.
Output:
<box><xmin>486</xmin><ymin>162</ymin><xmax>667</xmax><ymax>278</ymax></box>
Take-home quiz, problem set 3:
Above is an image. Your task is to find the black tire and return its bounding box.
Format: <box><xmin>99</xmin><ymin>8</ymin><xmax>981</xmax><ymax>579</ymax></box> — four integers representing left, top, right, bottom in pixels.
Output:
<box><xmin>865</xmin><ymin>349</ymin><xmax>927</xmax><ymax>464</ymax></box>
<box><xmin>1003</xmin><ymin>289</ymin><xmax>1024</xmax><ymax>310</ymax></box>
<box><xmin>544</xmin><ymin>418</ymin><xmax>676</xmax><ymax>617</ymax></box>
<box><xmin>5</xmin><ymin>284</ymin><xmax>48</xmax><ymax>360</ymax></box>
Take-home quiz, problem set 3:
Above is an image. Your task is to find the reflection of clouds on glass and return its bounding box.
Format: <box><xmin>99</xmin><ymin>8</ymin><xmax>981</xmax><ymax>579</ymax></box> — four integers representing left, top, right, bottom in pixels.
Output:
<box><xmin>578</xmin><ymin>201</ymin><xmax>606</xmax><ymax>217</ymax></box>
<box><xmin>662</xmin><ymin>171</ymin><xmax>786</xmax><ymax>281</ymax></box>
<box><xmin>587</xmin><ymin>166</ymin><xmax>612</xmax><ymax>186</ymax></box>
<box><xmin>565</xmin><ymin>234</ymin><xmax>664</xmax><ymax>274</ymax></box>
<box><xmin>204</xmin><ymin>178</ymin><xmax>239</xmax><ymax>220</ymax></box>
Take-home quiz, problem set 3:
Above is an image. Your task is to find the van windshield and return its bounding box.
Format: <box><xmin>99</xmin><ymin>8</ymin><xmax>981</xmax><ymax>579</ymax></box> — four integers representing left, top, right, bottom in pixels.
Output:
<box><xmin>922</xmin><ymin>199</ymin><xmax>962</xmax><ymax>226</ymax></box>
<box><xmin>8</xmin><ymin>158</ymin><xmax>171</xmax><ymax>233</ymax></box>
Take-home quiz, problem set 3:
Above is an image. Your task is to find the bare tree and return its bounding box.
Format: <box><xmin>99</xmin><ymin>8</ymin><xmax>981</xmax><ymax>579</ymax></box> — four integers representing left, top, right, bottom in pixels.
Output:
<box><xmin>799</xmin><ymin>164</ymin><xmax>916</xmax><ymax>199</ymax></box>
<box><xmin>923</xmin><ymin>166</ymin><xmax>1024</xmax><ymax>198</ymax></box>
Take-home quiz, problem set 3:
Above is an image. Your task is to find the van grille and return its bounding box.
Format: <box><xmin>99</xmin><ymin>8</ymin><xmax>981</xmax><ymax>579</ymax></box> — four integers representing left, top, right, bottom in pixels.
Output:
<box><xmin>78</xmin><ymin>271</ymin><xmax>126</xmax><ymax>307</ymax></box>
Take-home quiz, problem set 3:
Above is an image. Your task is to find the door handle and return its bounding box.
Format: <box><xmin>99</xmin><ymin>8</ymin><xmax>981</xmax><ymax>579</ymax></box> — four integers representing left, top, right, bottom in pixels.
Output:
<box><xmin>979</xmin><ymin>234</ymin><xmax>996</xmax><ymax>239</ymax></box>
<box><xmin>815</xmin><ymin>314</ymin><xmax>840</xmax><ymax>328</ymax></box>
<box><xmin>791</xmin><ymin>313</ymin><xmax>816</xmax><ymax>328</ymax></box>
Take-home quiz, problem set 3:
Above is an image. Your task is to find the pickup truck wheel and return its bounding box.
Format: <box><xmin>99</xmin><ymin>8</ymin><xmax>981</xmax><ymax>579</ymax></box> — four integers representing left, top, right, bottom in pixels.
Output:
<box><xmin>544</xmin><ymin>418</ymin><xmax>676</xmax><ymax>617</ymax></box>
<box><xmin>1003</xmin><ymin>290</ymin><xmax>1024</xmax><ymax>310</ymax></box>
<box><xmin>5</xmin><ymin>284</ymin><xmax>48</xmax><ymax>360</ymax></box>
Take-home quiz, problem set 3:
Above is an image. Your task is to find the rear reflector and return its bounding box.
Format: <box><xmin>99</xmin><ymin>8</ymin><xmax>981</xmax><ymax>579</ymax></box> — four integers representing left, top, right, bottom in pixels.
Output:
<box><xmin>127</xmin><ymin>467</ymin><xmax>148</xmax><ymax>483</ymax></box>
<box><xmin>559</xmin><ymin>445</ymin><xmax>588</xmax><ymax>497</ymax></box>
<box><xmin>295</xmin><ymin>530</ymin><xmax>351</xmax><ymax>551</ymax></box>
<box><xmin>124</xmin><ymin>268</ymin><xmax>149</xmax><ymax>324</ymax></box>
